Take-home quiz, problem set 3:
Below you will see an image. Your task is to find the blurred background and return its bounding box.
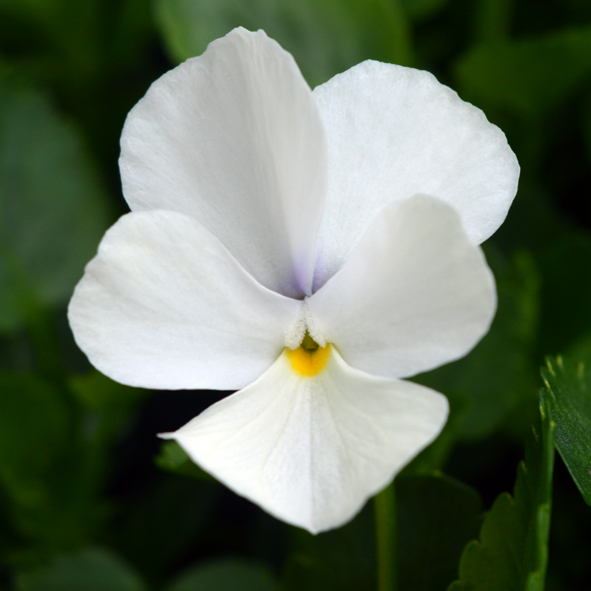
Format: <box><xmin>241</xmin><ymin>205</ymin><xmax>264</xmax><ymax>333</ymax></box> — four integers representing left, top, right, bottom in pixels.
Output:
<box><xmin>1</xmin><ymin>0</ymin><xmax>591</xmax><ymax>589</ymax></box>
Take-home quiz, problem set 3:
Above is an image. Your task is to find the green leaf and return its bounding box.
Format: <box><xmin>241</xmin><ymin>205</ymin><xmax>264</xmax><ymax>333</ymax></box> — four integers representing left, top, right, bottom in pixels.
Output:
<box><xmin>448</xmin><ymin>396</ymin><xmax>555</xmax><ymax>591</ymax></box>
<box><xmin>108</xmin><ymin>0</ymin><xmax>156</xmax><ymax>68</ymax></box>
<box><xmin>0</xmin><ymin>78</ymin><xmax>110</xmax><ymax>332</ymax></box>
<box><xmin>472</xmin><ymin>0</ymin><xmax>513</xmax><ymax>43</ymax></box>
<box><xmin>541</xmin><ymin>354</ymin><xmax>591</xmax><ymax>505</ymax></box>
<box><xmin>400</xmin><ymin>0</ymin><xmax>450</xmax><ymax>21</ymax></box>
<box><xmin>455</xmin><ymin>25</ymin><xmax>591</xmax><ymax>119</ymax></box>
<box><xmin>69</xmin><ymin>371</ymin><xmax>150</xmax><ymax>444</ymax></box>
<box><xmin>283</xmin><ymin>475</ymin><xmax>482</xmax><ymax>591</ymax></box>
<box><xmin>155</xmin><ymin>440</ymin><xmax>216</xmax><ymax>482</ymax></box>
<box><xmin>0</xmin><ymin>373</ymin><xmax>70</xmax><ymax>511</ymax></box>
<box><xmin>165</xmin><ymin>558</ymin><xmax>277</xmax><ymax>591</ymax></box>
<box><xmin>0</xmin><ymin>372</ymin><xmax>110</xmax><ymax>563</ymax></box>
<box><xmin>537</xmin><ymin>231</ymin><xmax>591</xmax><ymax>356</ymax></box>
<box><xmin>282</xmin><ymin>505</ymin><xmax>375</xmax><ymax>591</ymax></box>
<box><xmin>0</xmin><ymin>0</ymin><xmax>104</xmax><ymax>79</ymax></box>
<box><xmin>112</xmin><ymin>476</ymin><xmax>219</xmax><ymax>581</ymax></box>
<box><xmin>0</xmin><ymin>0</ymin><xmax>155</xmax><ymax>83</ymax></box>
<box><xmin>397</xmin><ymin>474</ymin><xmax>483</xmax><ymax>591</ymax></box>
<box><xmin>154</xmin><ymin>0</ymin><xmax>413</xmax><ymax>87</ymax></box>
<box><xmin>15</xmin><ymin>547</ymin><xmax>147</xmax><ymax>591</ymax></box>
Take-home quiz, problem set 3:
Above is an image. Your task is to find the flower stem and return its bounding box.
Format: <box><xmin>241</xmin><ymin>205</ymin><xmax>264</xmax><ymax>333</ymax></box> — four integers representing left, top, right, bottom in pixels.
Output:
<box><xmin>374</xmin><ymin>482</ymin><xmax>398</xmax><ymax>591</ymax></box>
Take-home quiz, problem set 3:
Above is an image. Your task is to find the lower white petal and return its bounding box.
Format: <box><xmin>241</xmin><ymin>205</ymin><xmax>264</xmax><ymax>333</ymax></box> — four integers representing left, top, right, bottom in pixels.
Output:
<box><xmin>162</xmin><ymin>345</ymin><xmax>448</xmax><ymax>533</ymax></box>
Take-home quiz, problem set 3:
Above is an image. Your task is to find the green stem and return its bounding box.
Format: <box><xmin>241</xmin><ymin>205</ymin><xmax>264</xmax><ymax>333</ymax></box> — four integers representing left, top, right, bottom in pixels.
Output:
<box><xmin>374</xmin><ymin>482</ymin><xmax>398</xmax><ymax>591</ymax></box>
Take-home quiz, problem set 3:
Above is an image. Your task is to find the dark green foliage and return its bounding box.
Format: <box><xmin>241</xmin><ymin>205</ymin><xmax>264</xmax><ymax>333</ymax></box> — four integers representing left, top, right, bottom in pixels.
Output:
<box><xmin>282</xmin><ymin>504</ymin><xmax>376</xmax><ymax>591</ymax></box>
<box><xmin>69</xmin><ymin>371</ymin><xmax>151</xmax><ymax>445</ymax></box>
<box><xmin>449</xmin><ymin>396</ymin><xmax>555</xmax><ymax>591</ymax></box>
<box><xmin>165</xmin><ymin>558</ymin><xmax>277</xmax><ymax>591</ymax></box>
<box><xmin>155</xmin><ymin>440</ymin><xmax>216</xmax><ymax>482</ymax></box>
<box><xmin>280</xmin><ymin>474</ymin><xmax>483</xmax><ymax>591</ymax></box>
<box><xmin>0</xmin><ymin>79</ymin><xmax>110</xmax><ymax>333</ymax></box>
<box><xmin>154</xmin><ymin>0</ymin><xmax>413</xmax><ymax>86</ymax></box>
<box><xmin>397</xmin><ymin>474</ymin><xmax>484</xmax><ymax>590</ymax></box>
<box><xmin>0</xmin><ymin>373</ymin><xmax>71</xmax><ymax>549</ymax></box>
<box><xmin>2</xmin><ymin>0</ymin><xmax>591</xmax><ymax>589</ymax></box>
<box><xmin>541</xmin><ymin>354</ymin><xmax>591</xmax><ymax>505</ymax></box>
<box><xmin>15</xmin><ymin>547</ymin><xmax>147</xmax><ymax>591</ymax></box>
<box><xmin>456</xmin><ymin>25</ymin><xmax>591</xmax><ymax>119</ymax></box>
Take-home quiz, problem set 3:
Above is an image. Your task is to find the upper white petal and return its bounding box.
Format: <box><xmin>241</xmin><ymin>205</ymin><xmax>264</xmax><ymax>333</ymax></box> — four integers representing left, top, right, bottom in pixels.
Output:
<box><xmin>306</xmin><ymin>195</ymin><xmax>497</xmax><ymax>379</ymax></box>
<box><xmin>120</xmin><ymin>28</ymin><xmax>327</xmax><ymax>298</ymax></box>
<box><xmin>163</xmin><ymin>346</ymin><xmax>448</xmax><ymax>533</ymax></box>
<box><xmin>312</xmin><ymin>60</ymin><xmax>519</xmax><ymax>289</ymax></box>
<box><xmin>68</xmin><ymin>210</ymin><xmax>302</xmax><ymax>390</ymax></box>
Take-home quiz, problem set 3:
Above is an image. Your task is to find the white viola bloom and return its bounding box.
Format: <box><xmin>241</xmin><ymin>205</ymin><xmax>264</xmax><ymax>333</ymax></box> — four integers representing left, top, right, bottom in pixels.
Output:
<box><xmin>69</xmin><ymin>28</ymin><xmax>519</xmax><ymax>533</ymax></box>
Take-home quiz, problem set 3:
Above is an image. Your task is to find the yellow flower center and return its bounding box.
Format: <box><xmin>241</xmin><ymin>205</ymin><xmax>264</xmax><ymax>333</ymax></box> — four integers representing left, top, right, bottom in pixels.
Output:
<box><xmin>286</xmin><ymin>333</ymin><xmax>330</xmax><ymax>377</ymax></box>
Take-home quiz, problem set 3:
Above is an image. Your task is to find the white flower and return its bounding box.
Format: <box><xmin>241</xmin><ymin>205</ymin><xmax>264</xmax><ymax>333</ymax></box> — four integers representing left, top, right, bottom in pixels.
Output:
<box><xmin>69</xmin><ymin>28</ymin><xmax>519</xmax><ymax>533</ymax></box>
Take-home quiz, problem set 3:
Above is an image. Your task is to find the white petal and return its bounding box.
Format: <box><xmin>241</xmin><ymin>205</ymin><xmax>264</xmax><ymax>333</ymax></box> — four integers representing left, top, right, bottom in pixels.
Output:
<box><xmin>312</xmin><ymin>60</ymin><xmax>519</xmax><ymax>289</ymax></box>
<box><xmin>120</xmin><ymin>28</ymin><xmax>327</xmax><ymax>298</ymax></box>
<box><xmin>68</xmin><ymin>210</ymin><xmax>302</xmax><ymax>390</ymax></box>
<box><xmin>306</xmin><ymin>195</ymin><xmax>496</xmax><ymax>379</ymax></box>
<box><xmin>163</xmin><ymin>346</ymin><xmax>448</xmax><ymax>533</ymax></box>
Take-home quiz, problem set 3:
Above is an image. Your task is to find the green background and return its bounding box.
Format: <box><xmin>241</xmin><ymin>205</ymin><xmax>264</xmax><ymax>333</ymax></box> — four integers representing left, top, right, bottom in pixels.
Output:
<box><xmin>2</xmin><ymin>0</ymin><xmax>591</xmax><ymax>589</ymax></box>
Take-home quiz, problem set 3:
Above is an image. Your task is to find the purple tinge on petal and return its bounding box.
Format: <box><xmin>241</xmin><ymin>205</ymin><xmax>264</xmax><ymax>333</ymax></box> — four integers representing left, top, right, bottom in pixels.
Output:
<box><xmin>118</xmin><ymin>28</ymin><xmax>328</xmax><ymax>300</ymax></box>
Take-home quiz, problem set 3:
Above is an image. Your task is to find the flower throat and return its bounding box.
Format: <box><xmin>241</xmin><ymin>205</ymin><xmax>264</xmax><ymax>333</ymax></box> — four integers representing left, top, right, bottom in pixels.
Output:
<box><xmin>286</xmin><ymin>331</ymin><xmax>330</xmax><ymax>377</ymax></box>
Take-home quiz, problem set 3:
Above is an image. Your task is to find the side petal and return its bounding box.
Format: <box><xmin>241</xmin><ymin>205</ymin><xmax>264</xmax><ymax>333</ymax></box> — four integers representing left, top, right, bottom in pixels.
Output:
<box><xmin>68</xmin><ymin>210</ymin><xmax>302</xmax><ymax>390</ymax></box>
<box><xmin>306</xmin><ymin>195</ymin><xmax>496</xmax><ymax>379</ymax></box>
<box><xmin>312</xmin><ymin>60</ymin><xmax>519</xmax><ymax>288</ymax></box>
<box><xmin>162</xmin><ymin>346</ymin><xmax>448</xmax><ymax>534</ymax></box>
<box><xmin>120</xmin><ymin>28</ymin><xmax>327</xmax><ymax>298</ymax></box>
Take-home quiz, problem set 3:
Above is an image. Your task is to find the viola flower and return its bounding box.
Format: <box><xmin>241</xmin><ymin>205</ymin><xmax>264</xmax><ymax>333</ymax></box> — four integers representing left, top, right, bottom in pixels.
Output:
<box><xmin>69</xmin><ymin>28</ymin><xmax>519</xmax><ymax>533</ymax></box>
